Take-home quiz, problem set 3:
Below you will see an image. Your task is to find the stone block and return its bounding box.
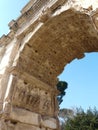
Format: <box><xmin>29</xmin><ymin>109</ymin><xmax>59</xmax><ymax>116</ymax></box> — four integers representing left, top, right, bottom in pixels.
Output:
<box><xmin>10</xmin><ymin>107</ymin><xmax>40</xmax><ymax>126</ymax></box>
<box><xmin>15</xmin><ymin>123</ymin><xmax>40</xmax><ymax>130</ymax></box>
<box><xmin>41</xmin><ymin>117</ymin><xmax>57</xmax><ymax>129</ymax></box>
<box><xmin>21</xmin><ymin>0</ymin><xmax>36</xmax><ymax>14</ymax></box>
<box><xmin>8</xmin><ymin>20</ymin><xmax>16</xmax><ymax>28</ymax></box>
<box><xmin>15</xmin><ymin>123</ymin><xmax>46</xmax><ymax>130</ymax></box>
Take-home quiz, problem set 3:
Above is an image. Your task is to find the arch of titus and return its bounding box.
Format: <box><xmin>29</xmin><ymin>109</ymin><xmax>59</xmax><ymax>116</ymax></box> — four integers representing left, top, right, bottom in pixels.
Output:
<box><xmin>0</xmin><ymin>0</ymin><xmax>98</xmax><ymax>130</ymax></box>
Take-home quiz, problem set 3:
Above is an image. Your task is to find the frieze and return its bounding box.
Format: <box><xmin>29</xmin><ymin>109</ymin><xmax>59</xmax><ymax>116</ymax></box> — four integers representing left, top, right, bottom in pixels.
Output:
<box><xmin>12</xmin><ymin>79</ymin><xmax>55</xmax><ymax>116</ymax></box>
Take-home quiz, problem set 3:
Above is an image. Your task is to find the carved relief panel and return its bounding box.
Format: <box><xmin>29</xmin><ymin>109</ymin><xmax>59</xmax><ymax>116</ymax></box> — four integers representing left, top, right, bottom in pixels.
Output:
<box><xmin>12</xmin><ymin>78</ymin><xmax>55</xmax><ymax>116</ymax></box>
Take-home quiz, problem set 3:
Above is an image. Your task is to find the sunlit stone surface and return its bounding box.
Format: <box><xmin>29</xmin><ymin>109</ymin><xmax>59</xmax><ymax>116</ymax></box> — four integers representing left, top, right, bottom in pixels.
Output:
<box><xmin>0</xmin><ymin>0</ymin><xmax>98</xmax><ymax>130</ymax></box>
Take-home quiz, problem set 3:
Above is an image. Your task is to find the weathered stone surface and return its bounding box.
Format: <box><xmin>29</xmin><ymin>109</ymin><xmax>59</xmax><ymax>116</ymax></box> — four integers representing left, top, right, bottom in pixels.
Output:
<box><xmin>0</xmin><ymin>119</ymin><xmax>7</xmax><ymax>130</ymax></box>
<box><xmin>0</xmin><ymin>0</ymin><xmax>98</xmax><ymax>130</ymax></box>
<box><xmin>41</xmin><ymin>117</ymin><xmax>57</xmax><ymax>129</ymax></box>
<box><xmin>92</xmin><ymin>9</ymin><xmax>98</xmax><ymax>30</ymax></box>
<box><xmin>9</xmin><ymin>107</ymin><xmax>40</xmax><ymax>126</ymax></box>
<box><xmin>14</xmin><ymin>123</ymin><xmax>41</xmax><ymax>130</ymax></box>
<box><xmin>17</xmin><ymin>9</ymin><xmax>98</xmax><ymax>87</ymax></box>
<box><xmin>11</xmin><ymin>77</ymin><xmax>56</xmax><ymax>116</ymax></box>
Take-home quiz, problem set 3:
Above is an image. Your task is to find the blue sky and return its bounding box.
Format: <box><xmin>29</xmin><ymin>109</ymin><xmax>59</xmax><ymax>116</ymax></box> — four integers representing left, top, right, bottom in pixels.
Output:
<box><xmin>0</xmin><ymin>0</ymin><xmax>29</xmax><ymax>36</ymax></box>
<box><xmin>59</xmin><ymin>52</ymin><xmax>98</xmax><ymax>111</ymax></box>
<box><xmin>0</xmin><ymin>0</ymin><xmax>98</xmax><ymax>111</ymax></box>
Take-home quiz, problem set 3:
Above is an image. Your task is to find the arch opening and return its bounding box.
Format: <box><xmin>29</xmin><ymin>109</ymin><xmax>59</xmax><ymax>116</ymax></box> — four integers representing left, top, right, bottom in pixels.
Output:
<box><xmin>58</xmin><ymin>52</ymin><xmax>98</xmax><ymax>111</ymax></box>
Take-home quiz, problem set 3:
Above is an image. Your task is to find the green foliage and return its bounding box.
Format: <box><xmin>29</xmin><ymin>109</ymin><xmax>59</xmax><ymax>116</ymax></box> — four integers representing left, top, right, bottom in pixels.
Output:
<box><xmin>63</xmin><ymin>107</ymin><xmax>98</xmax><ymax>130</ymax></box>
<box><xmin>57</xmin><ymin>81</ymin><xmax>68</xmax><ymax>105</ymax></box>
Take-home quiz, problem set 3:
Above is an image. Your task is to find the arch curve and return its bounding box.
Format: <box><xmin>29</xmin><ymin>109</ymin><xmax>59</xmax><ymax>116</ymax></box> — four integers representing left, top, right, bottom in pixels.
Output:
<box><xmin>17</xmin><ymin>9</ymin><xmax>98</xmax><ymax>86</ymax></box>
<box><xmin>1</xmin><ymin>2</ymin><xmax>98</xmax><ymax>129</ymax></box>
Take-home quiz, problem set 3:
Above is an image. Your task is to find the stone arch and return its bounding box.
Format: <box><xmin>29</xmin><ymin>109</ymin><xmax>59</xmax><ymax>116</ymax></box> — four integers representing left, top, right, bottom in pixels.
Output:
<box><xmin>0</xmin><ymin>1</ymin><xmax>98</xmax><ymax>129</ymax></box>
<box><xmin>16</xmin><ymin>9</ymin><xmax>98</xmax><ymax>87</ymax></box>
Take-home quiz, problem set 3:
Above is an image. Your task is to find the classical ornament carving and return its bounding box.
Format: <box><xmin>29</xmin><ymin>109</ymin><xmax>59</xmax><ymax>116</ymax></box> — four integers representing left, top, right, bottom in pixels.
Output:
<box><xmin>12</xmin><ymin>79</ymin><xmax>54</xmax><ymax>116</ymax></box>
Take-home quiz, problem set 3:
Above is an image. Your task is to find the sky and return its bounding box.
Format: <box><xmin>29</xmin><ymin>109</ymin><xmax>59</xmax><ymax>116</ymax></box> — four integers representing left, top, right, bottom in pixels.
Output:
<box><xmin>0</xmin><ymin>0</ymin><xmax>98</xmax><ymax>111</ymax></box>
<box><xmin>59</xmin><ymin>52</ymin><xmax>98</xmax><ymax>111</ymax></box>
<box><xmin>0</xmin><ymin>0</ymin><xmax>29</xmax><ymax>36</ymax></box>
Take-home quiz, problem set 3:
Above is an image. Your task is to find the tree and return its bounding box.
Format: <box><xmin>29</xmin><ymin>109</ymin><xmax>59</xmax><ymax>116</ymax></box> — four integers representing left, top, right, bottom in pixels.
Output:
<box><xmin>63</xmin><ymin>107</ymin><xmax>98</xmax><ymax>130</ymax></box>
<box><xmin>59</xmin><ymin>108</ymin><xmax>74</xmax><ymax>130</ymax></box>
<box><xmin>56</xmin><ymin>81</ymin><xmax>68</xmax><ymax>105</ymax></box>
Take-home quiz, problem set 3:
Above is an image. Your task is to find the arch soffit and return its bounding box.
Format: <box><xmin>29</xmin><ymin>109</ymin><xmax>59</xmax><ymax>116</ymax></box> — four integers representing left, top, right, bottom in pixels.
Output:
<box><xmin>18</xmin><ymin>9</ymin><xmax>98</xmax><ymax>86</ymax></box>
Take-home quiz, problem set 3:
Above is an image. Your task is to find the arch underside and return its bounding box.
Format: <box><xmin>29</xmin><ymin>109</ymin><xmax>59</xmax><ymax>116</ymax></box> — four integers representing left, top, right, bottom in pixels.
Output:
<box><xmin>17</xmin><ymin>9</ymin><xmax>98</xmax><ymax>87</ymax></box>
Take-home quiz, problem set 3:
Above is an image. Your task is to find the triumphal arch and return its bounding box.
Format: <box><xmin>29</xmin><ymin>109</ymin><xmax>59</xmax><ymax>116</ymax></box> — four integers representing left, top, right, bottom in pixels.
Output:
<box><xmin>0</xmin><ymin>0</ymin><xmax>98</xmax><ymax>129</ymax></box>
